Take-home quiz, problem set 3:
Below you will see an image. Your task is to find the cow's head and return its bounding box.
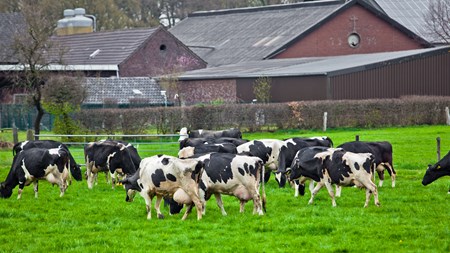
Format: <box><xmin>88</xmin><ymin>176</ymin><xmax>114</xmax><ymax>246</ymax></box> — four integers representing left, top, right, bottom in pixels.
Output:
<box><xmin>71</xmin><ymin>164</ymin><xmax>83</xmax><ymax>181</ymax></box>
<box><xmin>0</xmin><ymin>182</ymin><xmax>13</xmax><ymax>198</ymax></box>
<box><xmin>178</xmin><ymin>127</ymin><xmax>189</xmax><ymax>142</ymax></box>
<box><xmin>178</xmin><ymin>146</ymin><xmax>195</xmax><ymax>159</ymax></box>
<box><xmin>422</xmin><ymin>151</ymin><xmax>450</xmax><ymax>186</ymax></box>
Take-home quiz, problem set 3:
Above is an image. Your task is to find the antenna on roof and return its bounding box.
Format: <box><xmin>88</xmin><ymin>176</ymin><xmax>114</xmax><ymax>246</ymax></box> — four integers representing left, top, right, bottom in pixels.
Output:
<box><xmin>89</xmin><ymin>49</ymin><xmax>101</xmax><ymax>59</ymax></box>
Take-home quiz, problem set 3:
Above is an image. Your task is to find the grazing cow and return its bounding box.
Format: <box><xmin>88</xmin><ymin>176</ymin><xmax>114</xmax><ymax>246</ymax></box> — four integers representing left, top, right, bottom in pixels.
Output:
<box><xmin>196</xmin><ymin>153</ymin><xmax>266</xmax><ymax>216</ymax></box>
<box><xmin>178</xmin><ymin>127</ymin><xmax>242</xmax><ymax>141</ymax></box>
<box><xmin>422</xmin><ymin>150</ymin><xmax>450</xmax><ymax>193</ymax></box>
<box><xmin>337</xmin><ymin>141</ymin><xmax>396</xmax><ymax>187</ymax></box>
<box><xmin>84</xmin><ymin>140</ymin><xmax>140</xmax><ymax>189</ymax></box>
<box><xmin>237</xmin><ymin>139</ymin><xmax>283</xmax><ymax>182</ymax></box>
<box><xmin>1</xmin><ymin>147</ymin><xmax>70</xmax><ymax>199</ymax></box>
<box><xmin>121</xmin><ymin>155</ymin><xmax>204</xmax><ymax>220</ymax></box>
<box><xmin>178</xmin><ymin>143</ymin><xmax>237</xmax><ymax>158</ymax></box>
<box><xmin>276</xmin><ymin>136</ymin><xmax>334</xmax><ymax>188</ymax></box>
<box><xmin>180</xmin><ymin>137</ymin><xmax>248</xmax><ymax>149</ymax></box>
<box><xmin>12</xmin><ymin>140</ymin><xmax>82</xmax><ymax>182</ymax></box>
<box><xmin>289</xmin><ymin>147</ymin><xmax>380</xmax><ymax>207</ymax></box>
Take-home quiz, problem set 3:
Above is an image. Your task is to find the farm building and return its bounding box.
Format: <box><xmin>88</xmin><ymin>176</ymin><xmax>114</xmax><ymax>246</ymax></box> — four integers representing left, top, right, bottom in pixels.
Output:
<box><xmin>174</xmin><ymin>46</ymin><xmax>450</xmax><ymax>104</ymax></box>
<box><xmin>0</xmin><ymin>9</ymin><xmax>206</xmax><ymax>104</ymax></box>
<box><xmin>167</xmin><ymin>0</ymin><xmax>449</xmax><ymax>104</ymax></box>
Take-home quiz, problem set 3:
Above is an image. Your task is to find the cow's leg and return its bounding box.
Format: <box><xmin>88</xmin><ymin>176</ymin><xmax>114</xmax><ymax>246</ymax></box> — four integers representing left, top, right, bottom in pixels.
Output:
<box><xmin>323</xmin><ymin>181</ymin><xmax>336</xmax><ymax>207</ymax></box>
<box><xmin>86</xmin><ymin>162</ymin><xmax>97</xmax><ymax>189</ymax></box>
<box><xmin>252</xmin><ymin>193</ymin><xmax>263</xmax><ymax>215</ymax></box>
<box><xmin>181</xmin><ymin>203</ymin><xmax>194</xmax><ymax>220</ymax></box>
<box><xmin>376</xmin><ymin>164</ymin><xmax>385</xmax><ymax>187</ymax></box>
<box><xmin>110</xmin><ymin>171</ymin><xmax>116</xmax><ymax>189</ymax></box>
<box><xmin>359</xmin><ymin>178</ymin><xmax>380</xmax><ymax>207</ymax></box>
<box><xmin>308</xmin><ymin>181</ymin><xmax>324</xmax><ymax>205</ymax></box>
<box><xmin>384</xmin><ymin>163</ymin><xmax>396</xmax><ymax>188</ymax></box>
<box><xmin>33</xmin><ymin>181</ymin><xmax>39</xmax><ymax>198</ymax></box>
<box><xmin>155</xmin><ymin>196</ymin><xmax>164</xmax><ymax>219</ymax></box>
<box><xmin>140</xmin><ymin>192</ymin><xmax>153</xmax><ymax>219</ymax></box>
<box><xmin>17</xmin><ymin>184</ymin><xmax>25</xmax><ymax>200</ymax></box>
<box><xmin>214</xmin><ymin>193</ymin><xmax>227</xmax><ymax>216</ymax></box>
<box><xmin>335</xmin><ymin>185</ymin><xmax>342</xmax><ymax>197</ymax></box>
<box><xmin>183</xmin><ymin>192</ymin><xmax>203</xmax><ymax>220</ymax></box>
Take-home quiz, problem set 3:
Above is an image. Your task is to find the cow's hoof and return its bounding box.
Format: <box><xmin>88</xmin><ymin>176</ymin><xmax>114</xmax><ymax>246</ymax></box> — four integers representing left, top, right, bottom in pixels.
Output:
<box><xmin>157</xmin><ymin>213</ymin><xmax>165</xmax><ymax>219</ymax></box>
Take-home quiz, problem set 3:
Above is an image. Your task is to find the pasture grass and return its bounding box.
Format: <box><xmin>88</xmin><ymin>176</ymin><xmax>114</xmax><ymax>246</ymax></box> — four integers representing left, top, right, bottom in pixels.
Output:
<box><xmin>0</xmin><ymin>125</ymin><xmax>449</xmax><ymax>253</ymax></box>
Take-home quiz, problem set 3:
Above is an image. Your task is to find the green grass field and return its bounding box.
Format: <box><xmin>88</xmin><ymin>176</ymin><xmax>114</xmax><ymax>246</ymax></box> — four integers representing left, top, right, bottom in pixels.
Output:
<box><xmin>0</xmin><ymin>125</ymin><xmax>449</xmax><ymax>252</ymax></box>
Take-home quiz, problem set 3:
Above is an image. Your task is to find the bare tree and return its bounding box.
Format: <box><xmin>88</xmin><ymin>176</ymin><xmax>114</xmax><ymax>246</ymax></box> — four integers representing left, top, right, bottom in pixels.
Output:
<box><xmin>424</xmin><ymin>0</ymin><xmax>450</xmax><ymax>44</ymax></box>
<box><xmin>6</xmin><ymin>0</ymin><xmax>65</xmax><ymax>139</ymax></box>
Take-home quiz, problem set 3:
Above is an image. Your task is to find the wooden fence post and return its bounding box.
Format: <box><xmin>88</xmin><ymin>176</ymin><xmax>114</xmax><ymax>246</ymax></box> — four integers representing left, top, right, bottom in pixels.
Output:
<box><xmin>26</xmin><ymin>129</ymin><xmax>34</xmax><ymax>141</ymax></box>
<box><xmin>355</xmin><ymin>135</ymin><xmax>360</xmax><ymax>141</ymax></box>
<box><xmin>445</xmin><ymin>107</ymin><xmax>450</xmax><ymax>125</ymax></box>
<box><xmin>13</xmin><ymin>127</ymin><xmax>18</xmax><ymax>144</ymax></box>
<box><xmin>436</xmin><ymin>137</ymin><xmax>441</xmax><ymax>161</ymax></box>
<box><xmin>323</xmin><ymin>112</ymin><xmax>327</xmax><ymax>132</ymax></box>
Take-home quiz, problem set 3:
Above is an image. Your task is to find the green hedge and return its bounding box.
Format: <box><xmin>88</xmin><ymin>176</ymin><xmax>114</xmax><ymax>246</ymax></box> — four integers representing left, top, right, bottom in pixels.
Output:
<box><xmin>74</xmin><ymin>96</ymin><xmax>450</xmax><ymax>133</ymax></box>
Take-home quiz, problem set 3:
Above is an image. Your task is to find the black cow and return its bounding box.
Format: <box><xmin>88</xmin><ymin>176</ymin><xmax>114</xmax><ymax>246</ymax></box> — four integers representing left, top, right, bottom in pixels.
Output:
<box><xmin>178</xmin><ymin>127</ymin><xmax>242</xmax><ymax>141</ymax></box>
<box><xmin>12</xmin><ymin>140</ymin><xmax>82</xmax><ymax>182</ymax></box>
<box><xmin>276</xmin><ymin>136</ymin><xmax>334</xmax><ymax>188</ymax></box>
<box><xmin>84</xmin><ymin>140</ymin><xmax>140</xmax><ymax>189</ymax></box>
<box><xmin>337</xmin><ymin>141</ymin><xmax>396</xmax><ymax>187</ymax></box>
<box><xmin>1</xmin><ymin>147</ymin><xmax>70</xmax><ymax>199</ymax></box>
<box><xmin>422</xmin><ymin>150</ymin><xmax>450</xmax><ymax>193</ymax></box>
<box><xmin>289</xmin><ymin>147</ymin><xmax>379</xmax><ymax>207</ymax></box>
<box><xmin>178</xmin><ymin>143</ymin><xmax>238</xmax><ymax>158</ymax></box>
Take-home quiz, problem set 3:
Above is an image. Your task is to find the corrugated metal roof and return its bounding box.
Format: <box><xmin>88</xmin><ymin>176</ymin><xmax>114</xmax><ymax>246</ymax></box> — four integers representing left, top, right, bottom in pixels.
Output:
<box><xmin>372</xmin><ymin>0</ymin><xmax>444</xmax><ymax>44</ymax></box>
<box><xmin>176</xmin><ymin>46</ymin><xmax>450</xmax><ymax>80</ymax></box>
<box><xmin>53</xmin><ymin>27</ymin><xmax>159</xmax><ymax>65</ymax></box>
<box><xmin>170</xmin><ymin>0</ymin><xmax>345</xmax><ymax>67</ymax></box>
<box><xmin>84</xmin><ymin>77</ymin><xmax>165</xmax><ymax>105</ymax></box>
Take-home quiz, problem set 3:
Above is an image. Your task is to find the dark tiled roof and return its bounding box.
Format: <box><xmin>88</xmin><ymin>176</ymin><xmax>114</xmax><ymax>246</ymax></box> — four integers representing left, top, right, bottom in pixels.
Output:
<box><xmin>177</xmin><ymin>46</ymin><xmax>450</xmax><ymax>80</ymax></box>
<box><xmin>53</xmin><ymin>27</ymin><xmax>159</xmax><ymax>65</ymax></box>
<box><xmin>372</xmin><ymin>0</ymin><xmax>443</xmax><ymax>44</ymax></box>
<box><xmin>170</xmin><ymin>0</ymin><xmax>345</xmax><ymax>67</ymax></box>
<box><xmin>0</xmin><ymin>12</ymin><xmax>25</xmax><ymax>63</ymax></box>
<box><xmin>84</xmin><ymin>77</ymin><xmax>165</xmax><ymax>105</ymax></box>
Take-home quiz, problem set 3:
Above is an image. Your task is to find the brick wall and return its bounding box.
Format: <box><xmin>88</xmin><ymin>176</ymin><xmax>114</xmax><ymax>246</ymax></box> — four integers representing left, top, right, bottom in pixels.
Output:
<box><xmin>274</xmin><ymin>5</ymin><xmax>425</xmax><ymax>58</ymax></box>
<box><xmin>119</xmin><ymin>28</ymin><xmax>206</xmax><ymax>77</ymax></box>
<box><xmin>178</xmin><ymin>79</ymin><xmax>237</xmax><ymax>105</ymax></box>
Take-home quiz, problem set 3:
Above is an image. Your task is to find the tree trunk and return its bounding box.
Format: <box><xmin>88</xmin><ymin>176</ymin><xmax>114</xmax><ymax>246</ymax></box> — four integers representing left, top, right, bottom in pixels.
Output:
<box><xmin>34</xmin><ymin>101</ymin><xmax>44</xmax><ymax>140</ymax></box>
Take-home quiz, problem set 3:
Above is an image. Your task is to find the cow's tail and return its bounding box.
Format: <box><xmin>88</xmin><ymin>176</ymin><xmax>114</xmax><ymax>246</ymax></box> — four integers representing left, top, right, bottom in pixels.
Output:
<box><xmin>260</xmin><ymin>161</ymin><xmax>266</xmax><ymax>213</ymax></box>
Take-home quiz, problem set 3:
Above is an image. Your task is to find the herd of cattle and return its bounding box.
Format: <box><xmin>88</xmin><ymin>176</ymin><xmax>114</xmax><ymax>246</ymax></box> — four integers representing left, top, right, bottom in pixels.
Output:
<box><xmin>1</xmin><ymin>127</ymin><xmax>449</xmax><ymax>220</ymax></box>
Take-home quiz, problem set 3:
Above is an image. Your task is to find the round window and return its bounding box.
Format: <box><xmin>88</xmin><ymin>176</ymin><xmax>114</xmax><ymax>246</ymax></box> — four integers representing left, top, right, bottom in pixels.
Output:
<box><xmin>348</xmin><ymin>33</ymin><xmax>360</xmax><ymax>48</ymax></box>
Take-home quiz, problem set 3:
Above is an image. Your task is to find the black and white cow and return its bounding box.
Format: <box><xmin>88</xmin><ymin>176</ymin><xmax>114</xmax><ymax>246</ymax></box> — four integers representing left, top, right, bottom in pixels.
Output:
<box><xmin>276</xmin><ymin>136</ymin><xmax>334</xmax><ymax>188</ymax></box>
<box><xmin>180</xmin><ymin>137</ymin><xmax>248</xmax><ymax>149</ymax></box>
<box><xmin>237</xmin><ymin>139</ymin><xmax>283</xmax><ymax>182</ymax></box>
<box><xmin>178</xmin><ymin>127</ymin><xmax>242</xmax><ymax>141</ymax></box>
<box><xmin>422</xmin><ymin>150</ymin><xmax>450</xmax><ymax>193</ymax></box>
<box><xmin>337</xmin><ymin>141</ymin><xmax>396</xmax><ymax>187</ymax></box>
<box><xmin>195</xmin><ymin>153</ymin><xmax>266</xmax><ymax>216</ymax></box>
<box><xmin>12</xmin><ymin>140</ymin><xmax>82</xmax><ymax>182</ymax></box>
<box><xmin>289</xmin><ymin>147</ymin><xmax>380</xmax><ymax>207</ymax></box>
<box><xmin>178</xmin><ymin>143</ymin><xmax>237</xmax><ymax>158</ymax></box>
<box><xmin>121</xmin><ymin>155</ymin><xmax>204</xmax><ymax>220</ymax></box>
<box><xmin>1</xmin><ymin>147</ymin><xmax>70</xmax><ymax>199</ymax></box>
<box><xmin>84</xmin><ymin>140</ymin><xmax>140</xmax><ymax>189</ymax></box>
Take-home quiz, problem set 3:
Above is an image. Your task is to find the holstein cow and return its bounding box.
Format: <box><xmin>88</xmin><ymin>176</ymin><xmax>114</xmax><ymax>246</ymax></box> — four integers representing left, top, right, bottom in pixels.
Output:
<box><xmin>196</xmin><ymin>153</ymin><xmax>266</xmax><ymax>216</ymax></box>
<box><xmin>84</xmin><ymin>140</ymin><xmax>140</xmax><ymax>189</ymax></box>
<box><xmin>337</xmin><ymin>141</ymin><xmax>396</xmax><ymax>187</ymax></box>
<box><xmin>12</xmin><ymin>140</ymin><xmax>82</xmax><ymax>183</ymax></box>
<box><xmin>237</xmin><ymin>139</ymin><xmax>283</xmax><ymax>182</ymax></box>
<box><xmin>178</xmin><ymin>143</ymin><xmax>237</xmax><ymax>158</ymax></box>
<box><xmin>422</xmin><ymin>150</ymin><xmax>450</xmax><ymax>193</ymax></box>
<box><xmin>276</xmin><ymin>136</ymin><xmax>334</xmax><ymax>189</ymax></box>
<box><xmin>178</xmin><ymin>127</ymin><xmax>242</xmax><ymax>141</ymax></box>
<box><xmin>1</xmin><ymin>147</ymin><xmax>70</xmax><ymax>199</ymax></box>
<box><xmin>289</xmin><ymin>147</ymin><xmax>380</xmax><ymax>207</ymax></box>
<box><xmin>121</xmin><ymin>155</ymin><xmax>204</xmax><ymax>220</ymax></box>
